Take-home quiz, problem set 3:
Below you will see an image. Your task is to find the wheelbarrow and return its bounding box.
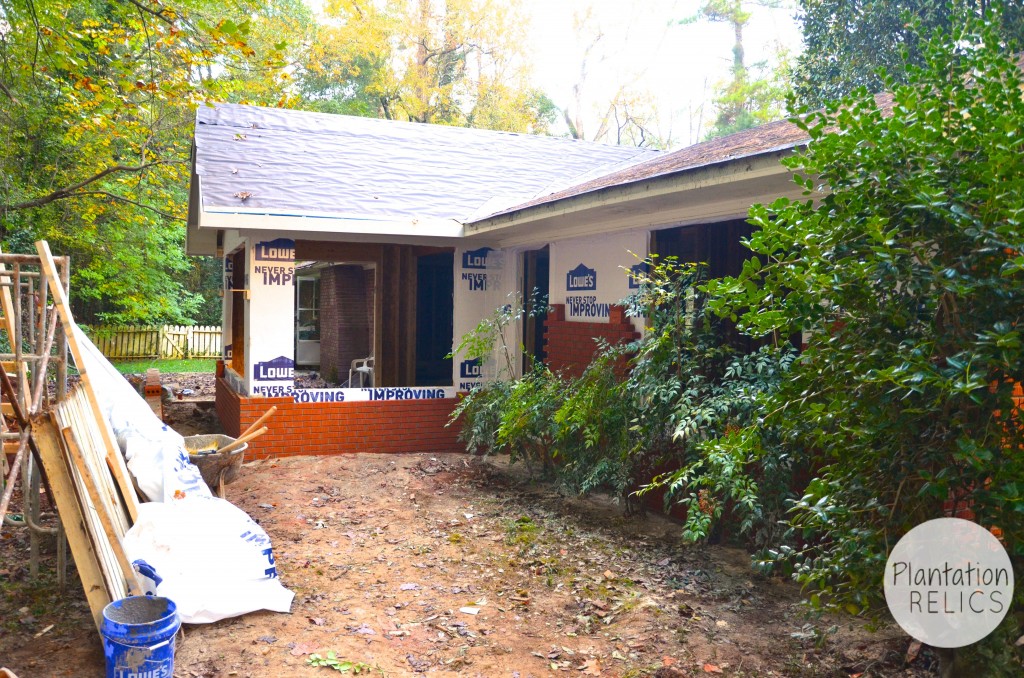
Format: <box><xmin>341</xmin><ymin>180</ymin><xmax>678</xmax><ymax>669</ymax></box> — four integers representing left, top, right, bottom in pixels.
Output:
<box><xmin>183</xmin><ymin>434</ymin><xmax>248</xmax><ymax>498</ymax></box>
<box><xmin>183</xmin><ymin>406</ymin><xmax>275</xmax><ymax>498</ymax></box>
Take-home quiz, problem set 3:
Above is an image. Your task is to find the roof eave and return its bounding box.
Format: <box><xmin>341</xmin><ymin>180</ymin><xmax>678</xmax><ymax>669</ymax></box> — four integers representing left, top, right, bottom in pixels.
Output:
<box><xmin>465</xmin><ymin>146</ymin><xmax>804</xmax><ymax>243</ymax></box>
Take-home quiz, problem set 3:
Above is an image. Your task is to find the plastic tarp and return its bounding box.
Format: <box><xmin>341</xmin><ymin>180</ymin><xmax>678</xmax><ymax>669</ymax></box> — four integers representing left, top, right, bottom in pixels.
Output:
<box><xmin>73</xmin><ymin>327</ymin><xmax>293</xmax><ymax>622</ymax></box>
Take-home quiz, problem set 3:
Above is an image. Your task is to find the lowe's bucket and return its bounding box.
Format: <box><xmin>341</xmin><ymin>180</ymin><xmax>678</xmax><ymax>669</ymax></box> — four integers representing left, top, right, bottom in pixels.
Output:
<box><xmin>101</xmin><ymin>596</ymin><xmax>180</xmax><ymax>678</ymax></box>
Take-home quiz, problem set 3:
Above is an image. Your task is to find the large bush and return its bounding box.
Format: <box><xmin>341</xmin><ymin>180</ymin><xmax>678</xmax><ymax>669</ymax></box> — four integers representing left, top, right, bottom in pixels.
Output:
<box><xmin>707</xmin><ymin>13</ymin><xmax>1024</xmax><ymax>671</ymax></box>
<box><xmin>452</xmin><ymin>260</ymin><xmax>796</xmax><ymax>544</ymax></box>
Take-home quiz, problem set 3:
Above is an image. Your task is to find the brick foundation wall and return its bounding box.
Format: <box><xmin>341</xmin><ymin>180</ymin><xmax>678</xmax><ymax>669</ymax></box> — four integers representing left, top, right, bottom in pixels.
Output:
<box><xmin>543</xmin><ymin>304</ymin><xmax>640</xmax><ymax>378</ymax></box>
<box><xmin>320</xmin><ymin>265</ymin><xmax>371</xmax><ymax>384</ymax></box>
<box><xmin>215</xmin><ymin>376</ymin><xmax>463</xmax><ymax>459</ymax></box>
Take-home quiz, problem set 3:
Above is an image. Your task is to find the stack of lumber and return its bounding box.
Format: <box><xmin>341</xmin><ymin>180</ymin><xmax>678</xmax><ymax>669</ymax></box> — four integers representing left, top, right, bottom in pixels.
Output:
<box><xmin>0</xmin><ymin>241</ymin><xmax>142</xmax><ymax>630</ymax></box>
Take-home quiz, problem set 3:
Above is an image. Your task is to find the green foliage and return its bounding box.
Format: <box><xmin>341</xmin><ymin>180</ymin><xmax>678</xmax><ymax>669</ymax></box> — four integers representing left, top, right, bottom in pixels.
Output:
<box><xmin>306</xmin><ymin>651</ymin><xmax>375</xmax><ymax>673</ymax></box>
<box><xmin>110</xmin><ymin>358</ymin><xmax>216</xmax><ymax>375</ymax></box>
<box><xmin>621</xmin><ymin>259</ymin><xmax>796</xmax><ymax>538</ymax></box>
<box><xmin>685</xmin><ymin>1</ymin><xmax>790</xmax><ymax>139</ymax></box>
<box><xmin>453</xmin><ymin>257</ymin><xmax>795</xmax><ymax>543</ymax></box>
<box><xmin>0</xmin><ymin>0</ymin><xmax>297</xmax><ymax>323</ymax></box>
<box><xmin>494</xmin><ymin>364</ymin><xmax>563</xmax><ymax>475</ymax></box>
<box><xmin>553</xmin><ymin>349</ymin><xmax>632</xmax><ymax>497</ymax></box>
<box><xmin>449</xmin><ymin>293</ymin><xmax>563</xmax><ymax>474</ymax></box>
<box><xmin>793</xmin><ymin>0</ymin><xmax>1024</xmax><ymax>108</ymax></box>
<box><xmin>709</xmin><ymin>14</ymin><xmax>1024</xmax><ymax>668</ymax></box>
<box><xmin>298</xmin><ymin>0</ymin><xmax>552</xmax><ymax>133</ymax></box>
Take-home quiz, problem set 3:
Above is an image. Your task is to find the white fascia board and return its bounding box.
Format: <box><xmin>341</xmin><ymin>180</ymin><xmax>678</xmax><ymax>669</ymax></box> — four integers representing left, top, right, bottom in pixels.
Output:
<box><xmin>197</xmin><ymin>209</ymin><xmax>465</xmax><ymax>239</ymax></box>
<box><xmin>465</xmin><ymin>152</ymin><xmax>797</xmax><ymax>240</ymax></box>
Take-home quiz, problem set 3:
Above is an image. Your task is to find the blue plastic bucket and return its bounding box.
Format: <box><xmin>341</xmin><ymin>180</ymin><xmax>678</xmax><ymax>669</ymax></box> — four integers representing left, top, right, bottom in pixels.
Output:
<box><xmin>100</xmin><ymin>596</ymin><xmax>180</xmax><ymax>678</ymax></box>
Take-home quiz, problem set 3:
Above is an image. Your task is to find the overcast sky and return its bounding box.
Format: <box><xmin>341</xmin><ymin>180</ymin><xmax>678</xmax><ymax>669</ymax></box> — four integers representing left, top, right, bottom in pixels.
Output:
<box><xmin>303</xmin><ymin>0</ymin><xmax>805</xmax><ymax>148</ymax></box>
<box><xmin>523</xmin><ymin>0</ymin><xmax>804</xmax><ymax>147</ymax></box>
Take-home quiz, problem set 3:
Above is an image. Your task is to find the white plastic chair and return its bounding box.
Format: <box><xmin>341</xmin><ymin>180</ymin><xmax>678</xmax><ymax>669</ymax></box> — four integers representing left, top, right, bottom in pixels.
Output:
<box><xmin>349</xmin><ymin>356</ymin><xmax>374</xmax><ymax>388</ymax></box>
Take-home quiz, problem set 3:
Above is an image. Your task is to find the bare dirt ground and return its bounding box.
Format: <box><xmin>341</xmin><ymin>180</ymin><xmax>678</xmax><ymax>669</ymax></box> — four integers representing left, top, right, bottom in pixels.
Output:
<box><xmin>0</xmin><ymin>374</ymin><xmax>937</xmax><ymax>677</ymax></box>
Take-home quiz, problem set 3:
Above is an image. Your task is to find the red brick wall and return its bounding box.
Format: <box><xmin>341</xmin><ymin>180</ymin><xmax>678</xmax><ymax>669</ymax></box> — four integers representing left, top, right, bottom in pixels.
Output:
<box><xmin>320</xmin><ymin>265</ymin><xmax>371</xmax><ymax>384</ymax></box>
<box><xmin>543</xmin><ymin>304</ymin><xmax>640</xmax><ymax>378</ymax></box>
<box><xmin>215</xmin><ymin>376</ymin><xmax>463</xmax><ymax>459</ymax></box>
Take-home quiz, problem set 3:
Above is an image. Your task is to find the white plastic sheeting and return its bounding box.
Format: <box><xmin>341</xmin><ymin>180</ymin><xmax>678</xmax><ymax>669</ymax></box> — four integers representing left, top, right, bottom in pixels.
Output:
<box><xmin>74</xmin><ymin>326</ymin><xmax>209</xmax><ymax>503</ymax></box>
<box><xmin>125</xmin><ymin>497</ymin><xmax>293</xmax><ymax>624</ymax></box>
<box><xmin>74</xmin><ymin>327</ymin><xmax>293</xmax><ymax>623</ymax></box>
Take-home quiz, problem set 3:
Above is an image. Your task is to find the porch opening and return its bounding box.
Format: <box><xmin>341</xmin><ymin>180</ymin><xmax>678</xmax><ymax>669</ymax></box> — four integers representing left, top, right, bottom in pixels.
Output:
<box><xmin>293</xmin><ymin>241</ymin><xmax>455</xmax><ymax>388</ymax></box>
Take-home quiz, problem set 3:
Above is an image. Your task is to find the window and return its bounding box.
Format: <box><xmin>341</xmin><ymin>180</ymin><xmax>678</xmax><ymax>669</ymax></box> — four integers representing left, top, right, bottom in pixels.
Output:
<box><xmin>297</xmin><ymin>276</ymin><xmax>320</xmax><ymax>341</ymax></box>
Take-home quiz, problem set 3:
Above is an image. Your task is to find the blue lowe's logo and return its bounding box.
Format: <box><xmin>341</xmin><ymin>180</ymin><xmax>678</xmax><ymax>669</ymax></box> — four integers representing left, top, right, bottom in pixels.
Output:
<box><xmin>462</xmin><ymin>247</ymin><xmax>492</xmax><ymax>270</ymax></box>
<box><xmin>628</xmin><ymin>262</ymin><xmax>648</xmax><ymax>289</ymax></box>
<box><xmin>254</xmin><ymin>238</ymin><xmax>295</xmax><ymax>262</ymax></box>
<box><xmin>566</xmin><ymin>263</ymin><xmax>597</xmax><ymax>291</ymax></box>
<box><xmin>254</xmin><ymin>356</ymin><xmax>294</xmax><ymax>382</ymax></box>
<box><xmin>460</xmin><ymin>359</ymin><xmax>482</xmax><ymax>379</ymax></box>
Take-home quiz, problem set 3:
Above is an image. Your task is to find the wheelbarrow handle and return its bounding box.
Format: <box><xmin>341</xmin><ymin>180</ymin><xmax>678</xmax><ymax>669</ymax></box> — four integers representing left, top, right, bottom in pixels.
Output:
<box><xmin>239</xmin><ymin>405</ymin><xmax>277</xmax><ymax>440</ymax></box>
<box><xmin>217</xmin><ymin>426</ymin><xmax>268</xmax><ymax>456</ymax></box>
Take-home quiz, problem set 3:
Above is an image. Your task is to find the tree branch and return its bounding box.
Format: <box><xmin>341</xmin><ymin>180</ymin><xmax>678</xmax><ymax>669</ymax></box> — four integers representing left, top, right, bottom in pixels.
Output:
<box><xmin>74</xmin><ymin>190</ymin><xmax>185</xmax><ymax>222</ymax></box>
<box><xmin>121</xmin><ymin>0</ymin><xmax>177</xmax><ymax>27</ymax></box>
<box><xmin>0</xmin><ymin>80</ymin><xmax>19</xmax><ymax>104</ymax></box>
<box><xmin>1</xmin><ymin>160</ymin><xmax>183</xmax><ymax>212</ymax></box>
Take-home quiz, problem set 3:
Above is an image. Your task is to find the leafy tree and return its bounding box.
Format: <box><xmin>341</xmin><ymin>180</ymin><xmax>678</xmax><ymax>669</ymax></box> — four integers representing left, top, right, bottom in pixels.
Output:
<box><xmin>302</xmin><ymin>0</ymin><xmax>555</xmax><ymax>134</ymax></box>
<box><xmin>683</xmin><ymin>1</ymin><xmax>790</xmax><ymax>139</ymax></box>
<box><xmin>707</xmin><ymin>13</ymin><xmax>1024</xmax><ymax>671</ymax></box>
<box><xmin>0</xmin><ymin>0</ymin><xmax>295</xmax><ymax>323</ymax></box>
<box><xmin>793</xmin><ymin>0</ymin><xmax>1024</xmax><ymax>108</ymax></box>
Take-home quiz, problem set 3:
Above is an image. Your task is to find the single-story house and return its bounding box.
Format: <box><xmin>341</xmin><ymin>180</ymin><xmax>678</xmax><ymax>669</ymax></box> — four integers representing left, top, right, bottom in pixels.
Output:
<box><xmin>187</xmin><ymin>103</ymin><xmax>811</xmax><ymax>457</ymax></box>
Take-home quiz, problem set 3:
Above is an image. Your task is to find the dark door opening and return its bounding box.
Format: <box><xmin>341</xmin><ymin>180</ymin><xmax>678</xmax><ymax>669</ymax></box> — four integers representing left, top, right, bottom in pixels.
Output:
<box><xmin>230</xmin><ymin>247</ymin><xmax>246</xmax><ymax>375</ymax></box>
<box><xmin>522</xmin><ymin>246</ymin><xmax>550</xmax><ymax>371</ymax></box>
<box><xmin>415</xmin><ymin>252</ymin><xmax>454</xmax><ymax>386</ymax></box>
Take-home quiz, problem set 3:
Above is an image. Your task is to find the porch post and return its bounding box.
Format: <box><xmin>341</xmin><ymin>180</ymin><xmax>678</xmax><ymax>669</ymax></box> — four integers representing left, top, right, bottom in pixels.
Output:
<box><xmin>247</xmin><ymin>237</ymin><xmax>296</xmax><ymax>397</ymax></box>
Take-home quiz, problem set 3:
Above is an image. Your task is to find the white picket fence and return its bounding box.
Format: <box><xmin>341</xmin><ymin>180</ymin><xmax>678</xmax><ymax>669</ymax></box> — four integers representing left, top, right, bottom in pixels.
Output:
<box><xmin>83</xmin><ymin>325</ymin><xmax>222</xmax><ymax>360</ymax></box>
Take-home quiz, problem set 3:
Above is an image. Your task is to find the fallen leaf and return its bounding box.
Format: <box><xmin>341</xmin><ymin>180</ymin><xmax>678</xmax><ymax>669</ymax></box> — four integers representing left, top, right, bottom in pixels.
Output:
<box><xmin>459</xmin><ymin>606</ymin><xmax>480</xmax><ymax>615</ymax></box>
<box><xmin>662</xmin><ymin>656</ymin><xmax>677</xmax><ymax>667</ymax></box>
<box><xmin>400</xmin><ymin>583</ymin><xmax>421</xmax><ymax>591</ymax></box>
<box><xmin>603</xmin><ymin>570</ymin><xmax>615</xmax><ymax>580</ymax></box>
<box><xmin>289</xmin><ymin>642</ymin><xmax>319</xmax><ymax>656</ymax></box>
<box><xmin>704</xmin><ymin>663</ymin><xmax>723</xmax><ymax>674</ymax></box>
<box><xmin>581</xmin><ymin>658</ymin><xmax>602</xmax><ymax>675</ymax></box>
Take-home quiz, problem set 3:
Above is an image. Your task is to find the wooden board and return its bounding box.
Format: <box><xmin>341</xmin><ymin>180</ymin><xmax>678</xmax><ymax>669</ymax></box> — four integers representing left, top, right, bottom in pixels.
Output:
<box><xmin>56</xmin><ymin>387</ymin><xmax>131</xmax><ymax>537</ymax></box>
<box><xmin>36</xmin><ymin>240</ymin><xmax>139</xmax><ymax>522</ymax></box>
<box><xmin>32</xmin><ymin>416</ymin><xmax>112</xmax><ymax>631</ymax></box>
<box><xmin>61</xmin><ymin>426</ymin><xmax>139</xmax><ymax>594</ymax></box>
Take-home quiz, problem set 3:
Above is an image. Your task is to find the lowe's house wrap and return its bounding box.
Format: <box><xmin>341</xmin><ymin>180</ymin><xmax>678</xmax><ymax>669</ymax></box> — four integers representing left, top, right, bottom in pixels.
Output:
<box><xmin>250</xmin><ymin>238</ymin><xmax>296</xmax><ymax>397</ymax></box>
<box><xmin>550</xmin><ymin>232</ymin><xmax>648</xmax><ymax>327</ymax></box>
<box><xmin>452</xmin><ymin>246</ymin><xmax>512</xmax><ymax>387</ymax></box>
